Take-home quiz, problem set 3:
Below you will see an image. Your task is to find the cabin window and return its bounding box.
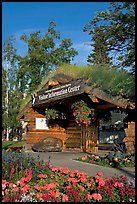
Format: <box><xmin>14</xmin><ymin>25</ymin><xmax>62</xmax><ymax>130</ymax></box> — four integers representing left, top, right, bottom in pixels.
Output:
<box><xmin>99</xmin><ymin>109</ymin><xmax>128</xmax><ymax>144</ymax></box>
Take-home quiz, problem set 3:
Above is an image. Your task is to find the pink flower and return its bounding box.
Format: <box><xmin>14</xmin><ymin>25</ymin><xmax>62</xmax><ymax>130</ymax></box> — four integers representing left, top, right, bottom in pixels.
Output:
<box><xmin>12</xmin><ymin>187</ymin><xmax>19</xmax><ymax>192</ymax></box>
<box><xmin>73</xmin><ymin>169</ymin><xmax>79</xmax><ymax>174</ymax></box>
<box><xmin>61</xmin><ymin>167</ymin><xmax>70</xmax><ymax>174</ymax></box>
<box><xmin>42</xmin><ymin>193</ymin><xmax>50</xmax><ymax>202</ymax></box>
<box><xmin>96</xmin><ymin>172</ymin><xmax>104</xmax><ymax>177</ymax></box>
<box><xmin>89</xmin><ymin>160</ymin><xmax>94</xmax><ymax>164</ymax></box>
<box><xmin>57</xmin><ymin>166</ymin><xmax>63</xmax><ymax>170</ymax></box>
<box><xmin>51</xmin><ymin>167</ymin><xmax>58</xmax><ymax>172</ymax></box>
<box><xmin>46</xmin><ymin>182</ymin><xmax>59</xmax><ymax>190</ymax></box>
<box><xmin>21</xmin><ymin>184</ymin><xmax>30</xmax><ymax>193</ymax></box>
<box><xmin>9</xmin><ymin>183</ymin><xmax>16</xmax><ymax>188</ymax></box>
<box><xmin>75</xmin><ymin>197</ymin><xmax>80</xmax><ymax>202</ymax></box>
<box><xmin>36</xmin><ymin>193</ymin><xmax>43</xmax><ymax>200</ymax></box>
<box><xmin>62</xmin><ymin>194</ymin><xmax>69</xmax><ymax>202</ymax></box>
<box><xmin>87</xmin><ymin>183</ymin><xmax>92</xmax><ymax>187</ymax></box>
<box><xmin>114</xmin><ymin>182</ymin><xmax>123</xmax><ymax>188</ymax></box>
<box><xmin>70</xmin><ymin>173</ymin><xmax>75</xmax><ymax>177</ymax></box>
<box><xmin>18</xmin><ymin>177</ymin><xmax>26</xmax><ymax>186</ymax></box>
<box><xmin>91</xmin><ymin>193</ymin><xmax>102</xmax><ymax>201</ymax></box>
<box><xmin>48</xmin><ymin>190</ymin><xmax>60</xmax><ymax>198</ymax></box>
<box><xmin>86</xmin><ymin>194</ymin><xmax>92</xmax><ymax>200</ymax></box>
<box><xmin>67</xmin><ymin>185</ymin><xmax>72</xmax><ymax>190</ymax></box>
<box><xmin>79</xmin><ymin>177</ymin><xmax>87</xmax><ymax>183</ymax></box>
<box><xmin>98</xmin><ymin>178</ymin><xmax>105</xmax><ymax>187</ymax></box>
<box><xmin>107</xmin><ymin>189</ymin><xmax>112</xmax><ymax>193</ymax></box>
<box><xmin>2</xmin><ymin>180</ymin><xmax>9</xmax><ymax>185</ymax></box>
<box><xmin>67</xmin><ymin>177</ymin><xmax>77</xmax><ymax>183</ymax></box>
<box><xmin>37</xmin><ymin>174</ymin><xmax>47</xmax><ymax>179</ymax></box>
<box><xmin>10</xmin><ymin>168</ymin><xmax>15</xmax><ymax>175</ymax></box>
<box><xmin>34</xmin><ymin>184</ymin><xmax>42</xmax><ymax>191</ymax></box>
<box><xmin>79</xmin><ymin>186</ymin><xmax>85</xmax><ymax>191</ymax></box>
<box><xmin>90</xmin><ymin>179</ymin><xmax>94</xmax><ymax>183</ymax></box>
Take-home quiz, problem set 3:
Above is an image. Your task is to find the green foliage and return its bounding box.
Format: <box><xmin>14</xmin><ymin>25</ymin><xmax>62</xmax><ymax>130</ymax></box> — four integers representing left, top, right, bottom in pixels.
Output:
<box><xmin>2</xmin><ymin>36</ymin><xmax>23</xmax><ymax>131</ymax></box>
<box><xmin>76</xmin><ymin>152</ymin><xmax>135</xmax><ymax>168</ymax></box>
<box><xmin>18</xmin><ymin>21</ymin><xmax>78</xmax><ymax>93</ymax></box>
<box><xmin>2</xmin><ymin>141</ymin><xmax>26</xmax><ymax>150</ymax></box>
<box><xmin>45</xmin><ymin>108</ymin><xmax>67</xmax><ymax>120</ymax></box>
<box><xmin>2</xmin><ymin>21</ymin><xmax>78</xmax><ymax>129</ymax></box>
<box><xmin>57</xmin><ymin>64</ymin><xmax>135</xmax><ymax>99</ymax></box>
<box><xmin>83</xmin><ymin>2</ymin><xmax>135</xmax><ymax>74</ymax></box>
<box><xmin>87</xmin><ymin>26</ymin><xmax>112</xmax><ymax>65</ymax></box>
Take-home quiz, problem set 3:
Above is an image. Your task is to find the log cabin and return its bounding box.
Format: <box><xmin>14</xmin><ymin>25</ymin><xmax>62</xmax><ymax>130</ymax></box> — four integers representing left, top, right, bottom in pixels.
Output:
<box><xmin>16</xmin><ymin>72</ymin><xmax>135</xmax><ymax>153</ymax></box>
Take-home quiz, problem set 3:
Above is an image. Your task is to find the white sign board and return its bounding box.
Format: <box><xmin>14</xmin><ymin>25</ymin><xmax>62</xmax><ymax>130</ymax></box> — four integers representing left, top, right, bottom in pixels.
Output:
<box><xmin>36</xmin><ymin>118</ymin><xmax>49</xmax><ymax>130</ymax></box>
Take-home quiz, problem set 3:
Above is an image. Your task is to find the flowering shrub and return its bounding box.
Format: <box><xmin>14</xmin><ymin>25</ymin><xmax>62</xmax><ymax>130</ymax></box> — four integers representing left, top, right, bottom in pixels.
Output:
<box><xmin>2</xmin><ymin>150</ymin><xmax>135</xmax><ymax>202</ymax></box>
<box><xmin>71</xmin><ymin>100</ymin><xmax>96</xmax><ymax>126</ymax></box>
<box><xmin>2</xmin><ymin>150</ymin><xmax>51</xmax><ymax>183</ymax></box>
<box><xmin>76</xmin><ymin>152</ymin><xmax>135</xmax><ymax>168</ymax></box>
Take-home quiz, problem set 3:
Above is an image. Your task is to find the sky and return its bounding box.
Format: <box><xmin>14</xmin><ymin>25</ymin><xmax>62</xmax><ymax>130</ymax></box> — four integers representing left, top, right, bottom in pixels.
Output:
<box><xmin>2</xmin><ymin>2</ymin><xmax>111</xmax><ymax>65</ymax></box>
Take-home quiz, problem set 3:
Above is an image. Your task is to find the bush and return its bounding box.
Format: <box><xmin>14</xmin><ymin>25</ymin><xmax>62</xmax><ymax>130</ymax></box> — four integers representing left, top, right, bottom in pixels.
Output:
<box><xmin>76</xmin><ymin>151</ymin><xmax>135</xmax><ymax>168</ymax></box>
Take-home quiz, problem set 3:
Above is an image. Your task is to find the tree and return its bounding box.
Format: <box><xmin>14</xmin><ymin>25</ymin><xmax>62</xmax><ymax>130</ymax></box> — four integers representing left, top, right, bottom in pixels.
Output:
<box><xmin>83</xmin><ymin>2</ymin><xmax>135</xmax><ymax>74</ymax></box>
<box><xmin>19</xmin><ymin>21</ymin><xmax>78</xmax><ymax>93</ymax></box>
<box><xmin>2</xmin><ymin>36</ymin><xmax>22</xmax><ymax>140</ymax></box>
<box><xmin>2</xmin><ymin>21</ymin><xmax>78</xmax><ymax>136</ymax></box>
<box><xmin>86</xmin><ymin>26</ymin><xmax>112</xmax><ymax>65</ymax></box>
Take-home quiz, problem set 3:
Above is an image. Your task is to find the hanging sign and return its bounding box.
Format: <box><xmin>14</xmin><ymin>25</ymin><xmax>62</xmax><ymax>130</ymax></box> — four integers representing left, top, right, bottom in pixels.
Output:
<box><xmin>36</xmin><ymin>118</ymin><xmax>49</xmax><ymax>130</ymax></box>
<box><xmin>33</xmin><ymin>82</ymin><xmax>84</xmax><ymax>106</ymax></box>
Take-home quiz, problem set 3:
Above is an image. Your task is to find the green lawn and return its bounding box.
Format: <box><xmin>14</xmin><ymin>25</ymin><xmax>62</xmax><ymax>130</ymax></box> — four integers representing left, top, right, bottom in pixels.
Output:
<box><xmin>2</xmin><ymin>140</ymin><xmax>26</xmax><ymax>150</ymax></box>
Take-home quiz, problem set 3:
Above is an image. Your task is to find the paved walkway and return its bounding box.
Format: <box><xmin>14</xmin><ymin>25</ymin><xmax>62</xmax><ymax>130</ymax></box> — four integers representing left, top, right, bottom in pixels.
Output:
<box><xmin>26</xmin><ymin>151</ymin><xmax>135</xmax><ymax>186</ymax></box>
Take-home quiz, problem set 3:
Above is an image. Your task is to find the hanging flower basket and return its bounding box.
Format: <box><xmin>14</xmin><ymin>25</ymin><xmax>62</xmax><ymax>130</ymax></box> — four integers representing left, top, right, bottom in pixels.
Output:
<box><xmin>71</xmin><ymin>100</ymin><xmax>97</xmax><ymax>127</ymax></box>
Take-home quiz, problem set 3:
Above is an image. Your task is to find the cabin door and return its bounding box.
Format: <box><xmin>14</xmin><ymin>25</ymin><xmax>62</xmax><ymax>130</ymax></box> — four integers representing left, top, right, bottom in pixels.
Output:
<box><xmin>81</xmin><ymin>124</ymin><xmax>99</xmax><ymax>152</ymax></box>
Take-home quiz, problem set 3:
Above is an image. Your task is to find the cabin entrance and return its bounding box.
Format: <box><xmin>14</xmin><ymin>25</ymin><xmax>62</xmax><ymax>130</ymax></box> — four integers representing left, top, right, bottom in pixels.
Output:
<box><xmin>81</xmin><ymin>124</ymin><xmax>99</xmax><ymax>152</ymax></box>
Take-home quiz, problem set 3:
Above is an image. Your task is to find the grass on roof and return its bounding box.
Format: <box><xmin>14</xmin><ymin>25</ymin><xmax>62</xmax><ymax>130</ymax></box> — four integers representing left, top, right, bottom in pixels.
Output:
<box><xmin>19</xmin><ymin>63</ymin><xmax>135</xmax><ymax>112</ymax></box>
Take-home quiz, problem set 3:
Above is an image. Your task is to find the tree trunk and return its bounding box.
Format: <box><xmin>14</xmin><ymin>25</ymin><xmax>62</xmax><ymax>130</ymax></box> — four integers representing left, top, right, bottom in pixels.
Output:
<box><xmin>5</xmin><ymin>57</ymin><xmax>9</xmax><ymax>141</ymax></box>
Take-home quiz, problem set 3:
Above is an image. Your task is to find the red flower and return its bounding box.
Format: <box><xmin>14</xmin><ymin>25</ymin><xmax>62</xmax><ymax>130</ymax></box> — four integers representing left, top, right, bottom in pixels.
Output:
<box><xmin>91</xmin><ymin>193</ymin><xmax>102</xmax><ymax>201</ymax></box>
<box><xmin>114</xmin><ymin>182</ymin><xmax>123</xmax><ymax>188</ymax></box>
<box><xmin>48</xmin><ymin>190</ymin><xmax>60</xmax><ymax>198</ymax></box>
<box><xmin>36</xmin><ymin>193</ymin><xmax>43</xmax><ymax>200</ymax></box>
<box><xmin>62</xmin><ymin>194</ymin><xmax>69</xmax><ymax>202</ymax></box>
<box><xmin>98</xmin><ymin>178</ymin><xmax>105</xmax><ymax>187</ymax></box>
<box><xmin>37</xmin><ymin>174</ymin><xmax>47</xmax><ymax>179</ymax></box>
<box><xmin>89</xmin><ymin>160</ymin><xmax>94</xmax><ymax>164</ymax></box>
<box><xmin>42</xmin><ymin>193</ymin><xmax>50</xmax><ymax>202</ymax></box>
<box><xmin>96</xmin><ymin>172</ymin><xmax>104</xmax><ymax>177</ymax></box>
<box><xmin>21</xmin><ymin>184</ymin><xmax>30</xmax><ymax>193</ymax></box>
<box><xmin>12</xmin><ymin>187</ymin><xmax>19</xmax><ymax>192</ymax></box>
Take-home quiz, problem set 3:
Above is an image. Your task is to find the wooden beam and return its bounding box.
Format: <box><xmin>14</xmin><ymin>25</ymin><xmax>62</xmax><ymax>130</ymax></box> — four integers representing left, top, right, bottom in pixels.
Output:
<box><xmin>96</xmin><ymin>103</ymin><xmax>116</xmax><ymax>109</ymax></box>
<box><xmin>84</xmin><ymin>86</ymin><xmax>130</xmax><ymax>109</ymax></box>
<box><xmin>88</xmin><ymin>94</ymin><xmax>100</xmax><ymax>103</ymax></box>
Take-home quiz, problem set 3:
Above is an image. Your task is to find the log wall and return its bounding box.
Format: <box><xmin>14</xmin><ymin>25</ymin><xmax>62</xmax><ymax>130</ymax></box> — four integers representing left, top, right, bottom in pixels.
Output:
<box><xmin>23</xmin><ymin>106</ymin><xmax>99</xmax><ymax>152</ymax></box>
<box><xmin>123</xmin><ymin>121</ymin><xmax>135</xmax><ymax>154</ymax></box>
<box><xmin>24</xmin><ymin>107</ymin><xmax>82</xmax><ymax>151</ymax></box>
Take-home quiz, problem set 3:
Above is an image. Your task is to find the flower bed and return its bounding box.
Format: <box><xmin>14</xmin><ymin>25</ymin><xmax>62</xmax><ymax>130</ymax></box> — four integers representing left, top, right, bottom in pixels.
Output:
<box><xmin>75</xmin><ymin>151</ymin><xmax>135</xmax><ymax>168</ymax></box>
<box><xmin>2</xmin><ymin>150</ymin><xmax>135</xmax><ymax>202</ymax></box>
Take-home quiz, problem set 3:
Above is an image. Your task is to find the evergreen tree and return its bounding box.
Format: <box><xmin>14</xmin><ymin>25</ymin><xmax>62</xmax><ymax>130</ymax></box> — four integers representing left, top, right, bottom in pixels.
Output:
<box><xmin>86</xmin><ymin>26</ymin><xmax>111</xmax><ymax>65</ymax></box>
<box><xmin>83</xmin><ymin>2</ymin><xmax>135</xmax><ymax>74</ymax></box>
